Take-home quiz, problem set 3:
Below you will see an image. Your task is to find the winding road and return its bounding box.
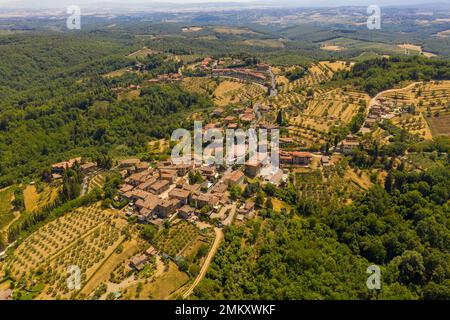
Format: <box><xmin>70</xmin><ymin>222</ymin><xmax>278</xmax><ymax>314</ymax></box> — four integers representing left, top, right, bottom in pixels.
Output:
<box><xmin>182</xmin><ymin>227</ymin><xmax>224</xmax><ymax>299</ymax></box>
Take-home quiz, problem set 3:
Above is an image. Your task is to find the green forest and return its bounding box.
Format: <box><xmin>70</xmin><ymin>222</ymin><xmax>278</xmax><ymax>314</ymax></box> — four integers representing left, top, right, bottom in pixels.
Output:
<box><xmin>333</xmin><ymin>56</ymin><xmax>450</xmax><ymax>96</ymax></box>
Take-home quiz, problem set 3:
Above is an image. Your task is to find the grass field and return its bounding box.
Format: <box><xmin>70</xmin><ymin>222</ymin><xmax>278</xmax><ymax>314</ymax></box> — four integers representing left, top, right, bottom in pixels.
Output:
<box><xmin>23</xmin><ymin>185</ymin><xmax>59</xmax><ymax>213</ymax></box>
<box><xmin>213</xmin><ymin>80</ymin><xmax>265</xmax><ymax>107</ymax></box>
<box><xmin>123</xmin><ymin>261</ymin><xmax>189</xmax><ymax>300</ymax></box>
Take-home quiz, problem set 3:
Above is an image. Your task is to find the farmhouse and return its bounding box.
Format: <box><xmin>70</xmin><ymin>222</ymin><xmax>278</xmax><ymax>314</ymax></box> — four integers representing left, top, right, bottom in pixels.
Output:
<box><xmin>127</xmin><ymin>172</ymin><xmax>152</xmax><ymax>187</ymax></box>
<box><xmin>199</xmin><ymin>166</ymin><xmax>217</xmax><ymax>180</ymax></box>
<box><xmin>125</xmin><ymin>189</ymin><xmax>153</xmax><ymax>202</ymax></box>
<box><xmin>119</xmin><ymin>184</ymin><xmax>134</xmax><ymax>195</ymax></box>
<box><xmin>175</xmin><ymin>164</ymin><xmax>192</xmax><ymax>176</ymax></box>
<box><xmin>210</xmin><ymin>182</ymin><xmax>228</xmax><ymax>194</ymax></box>
<box><xmin>238</xmin><ymin>201</ymin><xmax>255</xmax><ymax>215</ymax></box>
<box><xmin>130</xmin><ymin>254</ymin><xmax>148</xmax><ymax>271</ymax></box>
<box><xmin>51</xmin><ymin>157</ymin><xmax>82</xmax><ymax>173</ymax></box>
<box><xmin>279</xmin><ymin>151</ymin><xmax>312</xmax><ymax>166</ymax></box>
<box><xmin>240</xmin><ymin>113</ymin><xmax>256</xmax><ymax>123</ymax></box>
<box><xmin>339</xmin><ymin>135</ymin><xmax>360</xmax><ymax>154</ymax></box>
<box><xmin>223</xmin><ymin>116</ymin><xmax>237</xmax><ymax>124</ymax></box>
<box><xmin>211</xmin><ymin>108</ymin><xmax>224</xmax><ymax>117</ymax></box>
<box><xmin>160</xmin><ymin>170</ymin><xmax>178</xmax><ymax>183</ymax></box>
<box><xmin>321</xmin><ymin>156</ymin><xmax>331</xmax><ymax>167</ymax></box>
<box><xmin>135</xmin><ymin>162</ymin><xmax>150</xmax><ymax>172</ymax></box>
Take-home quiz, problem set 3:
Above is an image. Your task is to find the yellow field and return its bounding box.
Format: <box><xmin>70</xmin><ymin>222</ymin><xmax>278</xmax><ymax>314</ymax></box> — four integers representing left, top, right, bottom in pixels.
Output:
<box><xmin>321</xmin><ymin>45</ymin><xmax>345</xmax><ymax>52</ymax></box>
<box><xmin>182</xmin><ymin>27</ymin><xmax>204</xmax><ymax>32</ymax></box>
<box><xmin>79</xmin><ymin>238</ymin><xmax>140</xmax><ymax>297</ymax></box>
<box><xmin>123</xmin><ymin>261</ymin><xmax>189</xmax><ymax>300</ymax></box>
<box><xmin>118</xmin><ymin>89</ymin><xmax>140</xmax><ymax>101</ymax></box>
<box><xmin>102</xmin><ymin>68</ymin><xmax>130</xmax><ymax>79</ymax></box>
<box><xmin>214</xmin><ymin>80</ymin><xmax>265</xmax><ymax>107</ymax></box>
<box><xmin>127</xmin><ymin>47</ymin><xmax>154</xmax><ymax>58</ymax></box>
<box><xmin>23</xmin><ymin>185</ymin><xmax>58</xmax><ymax>213</ymax></box>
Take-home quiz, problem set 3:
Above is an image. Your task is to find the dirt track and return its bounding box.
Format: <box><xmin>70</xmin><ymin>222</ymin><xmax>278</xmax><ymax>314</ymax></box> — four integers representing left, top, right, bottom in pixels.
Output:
<box><xmin>182</xmin><ymin>227</ymin><xmax>224</xmax><ymax>298</ymax></box>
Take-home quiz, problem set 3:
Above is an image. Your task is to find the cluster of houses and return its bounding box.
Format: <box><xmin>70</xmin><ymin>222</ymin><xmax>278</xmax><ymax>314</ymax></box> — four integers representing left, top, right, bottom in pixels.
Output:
<box><xmin>118</xmin><ymin>158</ymin><xmax>247</xmax><ymax>225</ymax></box>
<box><xmin>51</xmin><ymin>157</ymin><xmax>97</xmax><ymax>180</ymax></box>
<box><xmin>364</xmin><ymin>98</ymin><xmax>397</xmax><ymax>130</ymax></box>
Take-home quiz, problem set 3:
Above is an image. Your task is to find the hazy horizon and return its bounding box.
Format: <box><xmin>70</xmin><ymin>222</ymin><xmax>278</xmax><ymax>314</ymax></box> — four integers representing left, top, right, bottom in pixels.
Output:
<box><xmin>2</xmin><ymin>0</ymin><xmax>450</xmax><ymax>9</ymax></box>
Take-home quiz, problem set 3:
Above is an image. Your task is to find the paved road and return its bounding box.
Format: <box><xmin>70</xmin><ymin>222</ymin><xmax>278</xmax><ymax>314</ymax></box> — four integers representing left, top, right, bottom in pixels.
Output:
<box><xmin>182</xmin><ymin>227</ymin><xmax>224</xmax><ymax>299</ymax></box>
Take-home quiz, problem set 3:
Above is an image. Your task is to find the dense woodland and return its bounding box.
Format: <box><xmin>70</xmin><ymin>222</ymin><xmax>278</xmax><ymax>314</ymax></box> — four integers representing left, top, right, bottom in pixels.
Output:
<box><xmin>333</xmin><ymin>56</ymin><xmax>450</xmax><ymax>96</ymax></box>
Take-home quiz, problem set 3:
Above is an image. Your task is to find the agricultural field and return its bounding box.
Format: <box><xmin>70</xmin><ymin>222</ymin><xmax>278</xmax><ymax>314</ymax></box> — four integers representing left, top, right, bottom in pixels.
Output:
<box><xmin>302</xmin><ymin>88</ymin><xmax>369</xmax><ymax>123</ymax></box>
<box><xmin>377</xmin><ymin>81</ymin><xmax>450</xmax><ymax>137</ymax></box>
<box><xmin>239</xmin><ymin>39</ymin><xmax>286</xmax><ymax>48</ymax></box>
<box><xmin>122</xmin><ymin>261</ymin><xmax>189</xmax><ymax>300</ymax></box>
<box><xmin>392</xmin><ymin>114</ymin><xmax>433</xmax><ymax>139</ymax></box>
<box><xmin>293</xmin><ymin>162</ymin><xmax>362</xmax><ymax>202</ymax></box>
<box><xmin>426</xmin><ymin>114</ymin><xmax>450</xmax><ymax>137</ymax></box>
<box><xmin>127</xmin><ymin>47</ymin><xmax>155</xmax><ymax>59</ymax></box>
<box><xmin>318</xmin><ymin>37</ymin><xmax>410</xmax><ymax>56</ymax></box>
<box><xmin>181</xmin><ymin>77</ymin><xmax>218</xmax><ymax>96</ymax></box>
<box><xmin>88</xmin><ymin>173</ymin><xmax>109</xmax><ymax>192</ymax></box>
<box><xmin>212</xmin><ymin>26</ymin><xmax>258</xmax><ymax>35</ymax></box>
<box><xmin>154</xmin><ymin>221</ymin><xmax>200</xmax><ymax>258</ymax></box>
<box><xmin>23</xmin><ymin>184</ymin><xmax>59</xmax><ymax>213</ymax></box>
<box><xmin>2</xmin><ymin>205</ymin><xmax>125</xmax><ymax>299</ymax></box>
<box><xmin>118</xmin><ymin>89</ymin><xmax>141</xmax><ymax>101</ymax></box>
<box><xmin>213</xmin><ymin>80</ymin><xmax>265</xmax><ymax>107</ymax></box>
